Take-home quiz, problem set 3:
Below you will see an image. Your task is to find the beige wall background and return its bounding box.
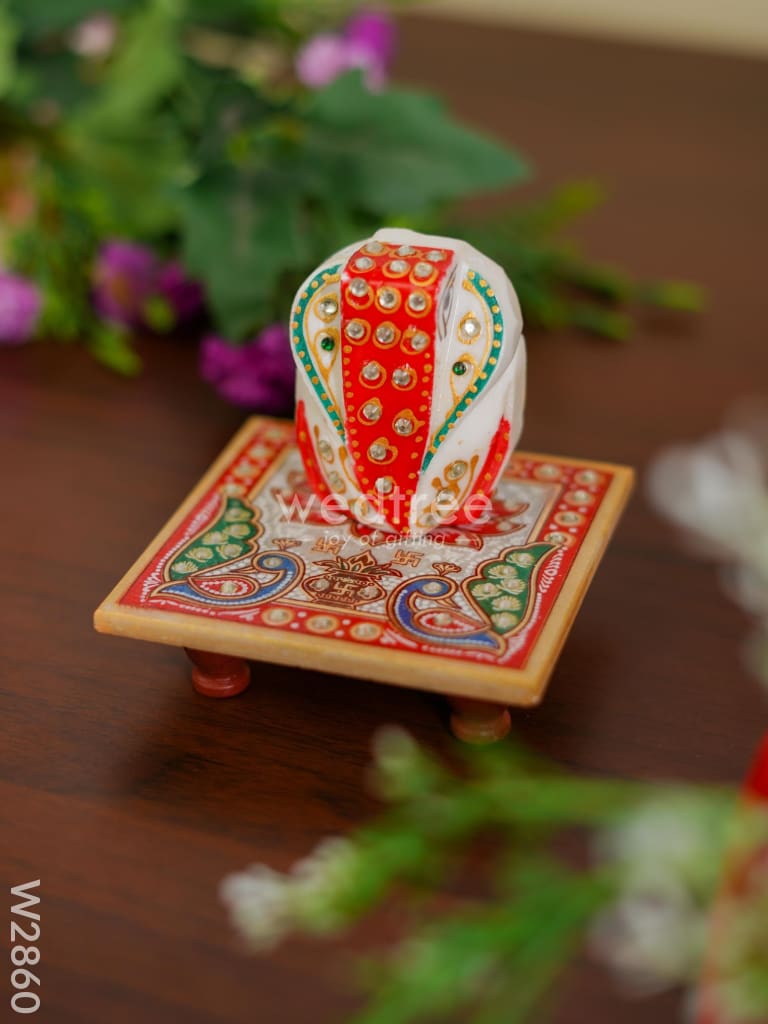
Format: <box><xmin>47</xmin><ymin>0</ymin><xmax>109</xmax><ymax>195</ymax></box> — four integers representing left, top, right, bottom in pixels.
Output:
<box><xmin>419</xmin><ymin>0</ymin><xmax>768</xmax><ymax>56</ymax></box>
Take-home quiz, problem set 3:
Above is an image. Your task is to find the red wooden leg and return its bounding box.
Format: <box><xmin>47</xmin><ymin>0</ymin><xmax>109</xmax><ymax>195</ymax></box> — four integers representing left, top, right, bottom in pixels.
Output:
<box><xmin>184</xmin><ymin>648</ymin><xmax>250</xmax><ymax>698</ymax></box>
<box><xmin>448</xmin><ymin>697</ymin><xmax>511</xmax><ymax>744</ymax></box>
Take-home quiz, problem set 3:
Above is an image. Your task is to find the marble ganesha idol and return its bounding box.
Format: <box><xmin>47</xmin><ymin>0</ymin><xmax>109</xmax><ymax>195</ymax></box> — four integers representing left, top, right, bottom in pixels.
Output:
<box><xmin>290</xmin><ymin>229</ymin><xmax>526</xmax><ymax>537</ymax></box>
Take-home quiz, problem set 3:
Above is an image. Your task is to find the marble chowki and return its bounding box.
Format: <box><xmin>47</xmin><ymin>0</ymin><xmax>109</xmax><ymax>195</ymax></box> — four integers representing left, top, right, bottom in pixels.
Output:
<box><xmin>94</xmin><ymin>229</ymin><xmax>633</xmax><ymax>743</ymax></box>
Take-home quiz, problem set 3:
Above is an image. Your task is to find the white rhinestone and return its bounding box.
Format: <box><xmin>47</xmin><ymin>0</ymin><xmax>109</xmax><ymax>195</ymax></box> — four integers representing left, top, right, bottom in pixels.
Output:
<box><xmin>354</xmin><ymin>256</ymin><xmax>374</xmax><ymax>271</ymax></box>
<box><xmin>413</xmin><ymin>262</ymin><xmax>433</xmax><ymax>278</ymax></box>
<box><xmin>388</xmin><ymin>259</ymin><xmax>409</xmax><ymax>274</ymax></box>
<box><xmin>436</xmin><ymin>488</ymin><xmax>454</xmax><ymax>505</ymax></box>
<box><xmin>375</xmin><ymin>477</ymin><xmax>393</xmax><ymax>493</ymax></box>
<box><xmin>378</xmin><ymin>288</ymin><xmax>398</xmax><ymax>310</ymax></box>
<box><xmin>407</xmin><ymin>292</ymin><xmax>428</xmax><ymax>313</ymax></box>
<box><xmin>459</xmin><ymin>315</ymin><xmax>481</xmax><ymax>340</ymax></box>
<box><xmin>369</xmin><ymin>443</ymin><xmax>387</xmax><ymax>461</ymax></box>
<box><xmin>432</xmin><ymin>612</ymin><xmax>452</xmax><ymax>627</ymax></box>
<box><xmin>362</xmin><ymin>401</ymin><xmax>381</xmax><ymax>420</ymax></box>
<box><xmin>397</xmin><ymin>245</ymin><xmax>416</xmax><ymax>256</ymax></box>
<box><xmin>364</xmin><ymin>241</ymin><xmax>385</xmax><ymax>254</ymax></box>
<box><xmin>319</xmin><ymin>297</ymin><xmax>338</xmax><ymax>317</ymax></box>
<box><xmin>345</xmin><ymin>320</ymin><xmax>366</xmax><ymax>340</ymax></box>
<box><xmin>578</xmin><ymin>470</ymin><xmax>600</xmax><ymax>484</ymax></box>
<box><xmin>422</xmin><ymin>513</ymin><xmax>438</xmax><ymax>528</ymax></box>
<box><xmin>446</xmin><ymin>460</ymin><xmax>467</xmax><ymax>480</ymax></box>
<box><xmin>422</xmin><ymin>580</ymin><xmax>442</xmax><ymax>593</ymax></box>
<box><xmin>393</xmin><ymin>367</ymin><xmax>412</xmax><ymax>387</ymax></box>
<box><xmin>410</xmin><ymin>332</ymin><xmax>430</xmax><ymax>351</ymax></box>
<box><xmin>546</xmin><ymin>532</ymin><xmax>568</xmax><ymax>544</ymax></box>
<box><xmin>318</xmin><ymin>440</ymin><xmax>333</xmax><ymax>457</ymax></box>
<box><xmin>427</xmin><ymin>250</ymin><xmax>446</xmax><ymax>261</ymax></box>
<box><xmin>571</xmin><ymin>489</ymin><xmax>590</xmax><ymax>502</ymax></box>
<box><xmin>262</xmin><ymin>556</ymin><xmax>282</xmax><ymax>569</ymax></box>
<box><xmin>394</xmin><ymin>417</ymin><xmax>413</xmax><ymax>436</ymax></box>
<box><xmin>362</xmin><ymin>362</ymin><xmax>381</xmax><ymax>381</ymax></box>
<box><xmin>329</xmin><ymin>471</ymin><xmax>344</xmax><ymax>490</ymax></box>
<box><xmin>348</xmin><ymin>277</ymin><xmax>369</xmax><ymax>298</ymax></box>
<box><xmin>314</xmin><ymin>578</ymin><xmax>331</xmax><ymax>591</ymax></box>
<box><xmin>376</xmin><ymin>324</ymin><xmax>395</xmax><ymax>344</ymax></box>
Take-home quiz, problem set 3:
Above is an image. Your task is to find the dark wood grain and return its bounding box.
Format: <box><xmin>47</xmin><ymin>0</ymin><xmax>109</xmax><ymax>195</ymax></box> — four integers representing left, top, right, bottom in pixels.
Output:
<box><xmin>2</xmin><ymin>15</ymin><xmax>767</xmax><ymax>1023</ymax></box>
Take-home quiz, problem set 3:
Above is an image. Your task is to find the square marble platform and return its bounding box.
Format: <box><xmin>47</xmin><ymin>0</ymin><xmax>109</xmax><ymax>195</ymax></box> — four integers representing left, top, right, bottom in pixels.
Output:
<box><xmin>94</xmin><ymin>417</ymin><xmax>633</xmax><ymax>739</ymax></box>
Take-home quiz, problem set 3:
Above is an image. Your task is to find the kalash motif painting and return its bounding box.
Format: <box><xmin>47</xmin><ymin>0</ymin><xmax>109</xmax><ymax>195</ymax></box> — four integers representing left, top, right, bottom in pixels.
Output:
<box><xmin>113</xmin><ymin>233</ymin><xmax>629</xmax><ymax>676</ymax></box>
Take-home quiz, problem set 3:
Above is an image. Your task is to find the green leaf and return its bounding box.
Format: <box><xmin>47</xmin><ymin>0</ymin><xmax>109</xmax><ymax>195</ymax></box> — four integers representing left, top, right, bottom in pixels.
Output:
<box><xmin>83</xmin><ymin>0</ymin><xmax>184</xmax><ymax>127</ymax></box>
<box><xmin>636</xmin><ymin>279</ymin><xmax>704</xmax><ymax>311</ymax></box>
<box><xmin>508</xmin><ymin>180</ymin><xmax>605</xmax><ymax>235</ymax></box>
<box><xmin>302</xmin><ymin>71</ymin><xmax>529</xmax><ymax>215</ymax></box>
<box><xmin>0</xmin><ymin>2</ymin><xmax>18</xmax><ymax>98</ymax></box>
<box><xmin>177</xmin><ymin>168</ymin><xmax>308</xmax><ymax>339</ymax></box>
<box><xmin>142</xmin><ymin>293</ymin><xmax>175</xmax><ymax>332</ymax></box>
<box><xmin>89</xmin><ymin>323</ymin><xmax>142</xmax><ymax>375</ymax></box>
<box><xmin>567</xmin><ymin>302</ymin><xmax>632</xmax><ymax>340</ymax></box>
<box><xmin>9</xmin><ymin>0</ymin><xmax>134</xmax><ymax>38</ymax></box>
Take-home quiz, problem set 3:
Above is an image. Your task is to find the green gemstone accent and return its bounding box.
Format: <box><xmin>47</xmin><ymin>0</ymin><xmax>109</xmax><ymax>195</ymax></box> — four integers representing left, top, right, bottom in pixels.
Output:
<box><xmin>452</xmin><ymin>360</ymin><xmax>468</xmax><ymax>376</ymax></box>
<box><xmin>320</xmin><ymin>336</ymin><xmax>335</xmax><ymax>351</ymax></box>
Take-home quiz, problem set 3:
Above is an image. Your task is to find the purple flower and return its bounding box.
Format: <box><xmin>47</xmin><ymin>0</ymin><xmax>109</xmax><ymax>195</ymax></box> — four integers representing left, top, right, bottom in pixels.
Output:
<box><xmin>93</xmin><ymin>241</ymin><xmax>205</xmax><ymax>329</ymax></box>
<box><xmin>0</xmin><ymin>272</ymin><xmax>41</xmax><ymax>345</ymax></box>
<box><xmin>345</xmin><ymin>11</ymin><xmax>396</xmax><ymax>66</ymax></box>
<box><xmin>93</xmin><ymin>240</ymin><xmax>157</xmax><ymax>327</ymax></box>
<box><xmin>199</xmin><ymin>325</ymin><xmax>295</xmax><ymax>413</ymax></box>
<box><xmin>296</xmin><ymin>7</ymin><xmax>395</xmax><ymax>90</ymax></box>
<box><xmin>157</xmin><ymin>261</ymin><xmax>205</xmax><ymax>322</ymax></box>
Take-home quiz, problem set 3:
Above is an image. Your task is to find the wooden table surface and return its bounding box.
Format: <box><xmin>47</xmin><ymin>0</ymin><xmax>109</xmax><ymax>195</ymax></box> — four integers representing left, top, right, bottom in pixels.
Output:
<box><xmin>3</xmin><ymin>15</ymin><xmax>767</xmax><ymax>1024</ymax></box>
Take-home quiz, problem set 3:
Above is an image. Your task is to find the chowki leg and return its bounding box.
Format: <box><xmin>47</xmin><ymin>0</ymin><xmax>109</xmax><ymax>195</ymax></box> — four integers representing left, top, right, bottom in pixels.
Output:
<box><xmin>184</xmin><ymin>648</ymin><xmax>251</xmax><ymax>698</ymax></box>
<box><xmin>448</xmin><ymin>697</ymin><xmax>511</xmax><ymax>744</ymax></box>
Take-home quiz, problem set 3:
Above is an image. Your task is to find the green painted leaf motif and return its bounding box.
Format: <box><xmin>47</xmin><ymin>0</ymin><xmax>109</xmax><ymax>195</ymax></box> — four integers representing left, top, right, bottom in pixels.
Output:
<box><xmin>169</xmin><ymin>497</ymin><xmax>258</xmax><ymax>580</ymax></box>
<box><xmin>465</xmin><ymin>543</ymin><xmax>555</xmax><ymax>636</ymax></box>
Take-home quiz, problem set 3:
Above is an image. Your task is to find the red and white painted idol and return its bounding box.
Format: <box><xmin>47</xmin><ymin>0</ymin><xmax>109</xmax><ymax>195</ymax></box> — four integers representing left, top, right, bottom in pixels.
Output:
<box><xmin>290</xmin><ymin>229</ymin><xmax>526</xmax><ymax>537</ymax></box>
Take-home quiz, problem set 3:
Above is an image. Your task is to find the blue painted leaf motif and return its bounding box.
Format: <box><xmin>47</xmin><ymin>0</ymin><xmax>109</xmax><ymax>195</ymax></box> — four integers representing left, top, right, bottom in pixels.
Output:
<box><xmin>155</xmin><ymin>551</ymin><xmax>303</xmax><ymax>609</ymax></box>
<box><xmin>388</xmin><ymin>576</ymin><xmax>500</xmax><ymax>652</ymax></box>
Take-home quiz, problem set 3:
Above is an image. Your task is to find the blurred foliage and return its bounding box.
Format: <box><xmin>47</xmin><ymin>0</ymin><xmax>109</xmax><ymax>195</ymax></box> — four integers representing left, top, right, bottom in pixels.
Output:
<box><xmin>0</xmin><ymin>0</ymin><xmax>699</xmax><ymax>372</ymax></box>
<box><xmin>220</xmin><ymin>729</ymin><xmax>768</xmax><ymax>1024</ymax></box>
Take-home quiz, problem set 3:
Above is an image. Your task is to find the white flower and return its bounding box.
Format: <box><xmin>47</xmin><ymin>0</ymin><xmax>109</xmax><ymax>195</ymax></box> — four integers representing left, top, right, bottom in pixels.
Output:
<box><xmin>592</xmin><ymin>795</ymin><xmax>729</xmax><ymax>992</ymax></box>
<box><xmin>292</xmin><ymin>837</ymin><xmax>356</xmax><ymax>894</ymax></box>
<box><xmin>597</xmin><ymin>795</ymin><xmax>726</xmax><ymax>895</ymax></box>
<box><xmin>219</xmin><ymin>865</ymin><xmax>291</xmax><ymax>951</ymax></box>
<box><xmin>592</xmin><ymin>883</ymin><xmax>706</xmax><ymax>993</ymax></box>
<box><xmin>221</xmin><ymin>837</ymin><xmax>358</xmax><ymax>948</ymax></box>
<box><xmin>647</xmin><ymin>412</ymin><xmax>768</xmax><ymax>622</ymax></box>
<box><xmin>648</xmin><ymin>429</ymin><xmax>768</xmax><ymax>558</ymax></box>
